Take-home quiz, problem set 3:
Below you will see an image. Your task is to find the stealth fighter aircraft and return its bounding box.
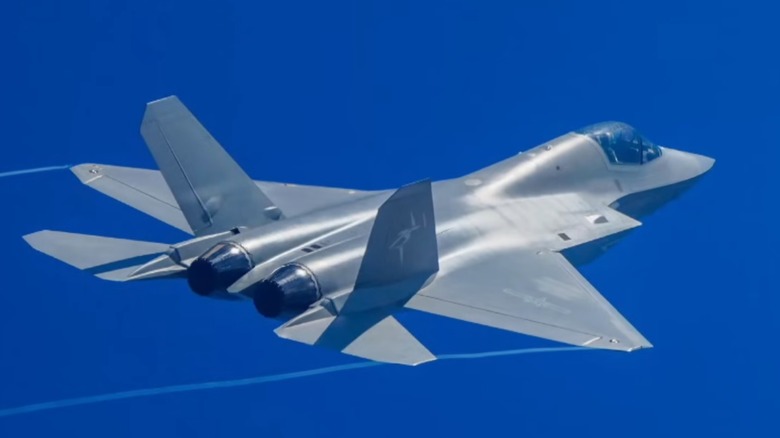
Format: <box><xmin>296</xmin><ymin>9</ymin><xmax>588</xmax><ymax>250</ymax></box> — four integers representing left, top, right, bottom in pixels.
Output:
<box><xmin>24</xmin><ymin>97</ymin><xmax>714</xmax><ymax>365</ymax></box>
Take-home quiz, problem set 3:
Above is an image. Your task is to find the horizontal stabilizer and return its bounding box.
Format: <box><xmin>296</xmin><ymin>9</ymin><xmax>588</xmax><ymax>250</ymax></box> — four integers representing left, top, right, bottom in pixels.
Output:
<box><xmin>275</xmin><ymin>307</ymin><xmax>435</xmax><ymax>366</ymax></box>
<box><xmin>23</xmin><ymin>231</ymin><xmax>170</xmax><ymax>281</ymax></box>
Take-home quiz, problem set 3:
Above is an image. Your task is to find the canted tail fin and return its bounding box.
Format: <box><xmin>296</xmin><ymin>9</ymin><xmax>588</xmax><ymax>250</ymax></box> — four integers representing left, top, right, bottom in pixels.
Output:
<box><xmin>339</xmin><ymin>179</ymin><xmax>439</xmax><ymax>314</ymax></box>
<box><xmin>355</xmin><ymin>179</ymin><xmax>439</xmax><ymax>288</ymax></box>
<box><xmin>140</xmin><ymin>96</ymin><xmax>282</xmax><ymax>236</ymax></box>
<box><xmin>23</xmin><ymin>231</ymin><xmax>174</xmax><ymax>282</ymax></box>
<box><xmin>272</xmin><ymin>180</ymin><xmax>441</xmax><ymax>366</ymax></box>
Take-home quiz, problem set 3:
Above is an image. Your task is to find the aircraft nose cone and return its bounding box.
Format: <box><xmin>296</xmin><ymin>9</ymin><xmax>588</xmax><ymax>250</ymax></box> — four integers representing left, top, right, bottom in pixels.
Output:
<box><xmin>662</xmin><ymin>148</ymin><xmax>715</xmax><ymax>182</ymax></box>
<box><xmin>187</xmin><ymin>258</ymin><xmax>219</xmax><ymax>296</ymax></box>
<box><xmin>690</xmin><ymin>152</ymin><xmax>715</xmax><ymax>176</ymax></box>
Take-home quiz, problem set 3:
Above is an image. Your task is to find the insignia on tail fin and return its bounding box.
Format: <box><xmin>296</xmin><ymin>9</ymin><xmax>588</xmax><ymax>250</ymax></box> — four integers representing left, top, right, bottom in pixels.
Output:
<box><xmin>274</xmin><ymin>180</ymin><xmax>441</xmax><ymax>365</ymax></box>
<box><xmin>355</xmin><ymin>179</ymin><xmax>439</xmax><ymax>288</ymax></box>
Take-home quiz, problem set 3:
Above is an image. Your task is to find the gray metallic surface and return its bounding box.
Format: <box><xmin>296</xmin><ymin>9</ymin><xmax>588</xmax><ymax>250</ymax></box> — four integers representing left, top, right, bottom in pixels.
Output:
<box><xmin>70</xmin><ymin>163</ymin><xmax>379</xmax><ymax>236</ymax></box>
<box><xmin>23</xmin><ymin>231</ymin><xmax>169</xmax><ymax>281</ymax></box>
<box><xmin>141</xmin><ymin>96</ymin><xmax>282</xmax><ymax>235</ymax></box>
<box><xmin>23</xmin><ymin>97</ymin><xmax>714</xmax><ymax>365</ymax></box>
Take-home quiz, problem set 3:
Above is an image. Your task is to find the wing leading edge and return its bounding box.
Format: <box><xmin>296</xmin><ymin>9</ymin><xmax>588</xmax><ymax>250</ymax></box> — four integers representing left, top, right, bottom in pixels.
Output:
<box><xmin>406</xmin><ymin>250</ymin><xmax>652</xmax><ymax>351</ymax></box>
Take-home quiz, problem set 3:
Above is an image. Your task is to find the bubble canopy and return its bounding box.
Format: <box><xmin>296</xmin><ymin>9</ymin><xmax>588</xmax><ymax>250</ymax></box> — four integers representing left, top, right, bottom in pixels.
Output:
<box><xmin>576</xmin><ymin>122</ymin><xmax>662</xmax><ymax>165</ymax></box>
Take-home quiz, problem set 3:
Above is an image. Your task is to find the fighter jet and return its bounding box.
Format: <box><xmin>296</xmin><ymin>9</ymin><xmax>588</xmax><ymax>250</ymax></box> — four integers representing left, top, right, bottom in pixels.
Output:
<box><xmin>23</xmin><ymin>96</ymin><xmax>714</xmax><ymax>365</ymax></box>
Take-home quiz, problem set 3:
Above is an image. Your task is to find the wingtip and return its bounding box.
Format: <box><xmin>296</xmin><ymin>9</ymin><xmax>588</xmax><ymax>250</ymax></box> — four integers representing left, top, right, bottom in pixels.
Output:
<box><xmin>70</xmin><ymin>163</ymin><xmax>104</xmax><ymax>184</ymax></box>
<box><xmin>409</xmin><ymin>354</ymin><xmax>438</xmax><ymax>366</ymax></box>
<box><xmin>627</xmin><ymin>342</ymin><xmax>654</xmax><ymax>352</ymax></box>
<box><xmin>146</xmin><ymin>95</ymin><xmax>179</xmax><ymax>106</ymax></box>
<box><xmin>582</xmin><ymin>335</ymin><xmax>653</xmax><ymax>352</ymax></box>
<box><xmin>22</xmin><ymin>230</ymin><xmax>47</xmax><ymax>246</ymax></box>
<box><xmin>364</xmin><ymin>349</ymin><xmax>437</xmax><ymax>366</ymax></box>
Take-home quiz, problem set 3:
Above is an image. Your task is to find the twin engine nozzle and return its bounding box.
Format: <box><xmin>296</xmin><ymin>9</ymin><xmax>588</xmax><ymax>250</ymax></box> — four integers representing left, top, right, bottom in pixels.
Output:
<box><xmin>186</xmin><ymin>242</ymin><xmax>321</xmax><ymax>318</ymax></box>
<box><xmin>251</xmin><ymin>264</ymin><xmax>321</xmax><ymax>317</ymax></box>
<box><xmin>186</xmin><ymin>242</ymin><xmax>253</xmax><ymax>296</ymax></box>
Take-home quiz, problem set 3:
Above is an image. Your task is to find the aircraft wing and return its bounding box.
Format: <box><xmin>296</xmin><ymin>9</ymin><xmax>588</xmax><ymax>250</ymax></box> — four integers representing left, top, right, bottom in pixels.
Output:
<box><xmin>72</xmin><ymin>164</ymin><xmax>193</xmax><ymax>234</ymax></box>
<box><xmin>406</xmin><ymin>249</ymin><xmax>652</xmax><ymax>351</ymax></box>
<box><xmin>71</xmin><ymin>164</ymin><xmax>374</xmax><ymax>235</ymax></box>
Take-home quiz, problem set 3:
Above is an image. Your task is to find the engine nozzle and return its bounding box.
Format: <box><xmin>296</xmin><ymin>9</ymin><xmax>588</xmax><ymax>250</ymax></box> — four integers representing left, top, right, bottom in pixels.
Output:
<box><xmin>252</xmin><ymin>263</ymin><xmax>321</xmax><ymax>317</ymax></box>
<box><xmin>187</xmin><ymin>242</ymin><xmax>253</xmax><ymax>296</ymax></box>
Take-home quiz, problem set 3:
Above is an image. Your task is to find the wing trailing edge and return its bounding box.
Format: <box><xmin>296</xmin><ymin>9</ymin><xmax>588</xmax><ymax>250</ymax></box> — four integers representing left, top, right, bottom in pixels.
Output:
<box><xmin>406</xmin><ymin>250</ymin><xmax>652</xmax><ymax>352</ymax></box>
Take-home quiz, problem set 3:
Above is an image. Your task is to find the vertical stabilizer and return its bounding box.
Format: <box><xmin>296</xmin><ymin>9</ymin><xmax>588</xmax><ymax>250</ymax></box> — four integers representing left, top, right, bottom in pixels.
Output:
<box><xmin>355</xmin><ymin>179</ymin><xmax>439</xmax><ymax>288</ymax></box>
<box><xmin>140</xmin><ymin>96</ymin><xmax>282</xmax><ymax>236</ymax></box>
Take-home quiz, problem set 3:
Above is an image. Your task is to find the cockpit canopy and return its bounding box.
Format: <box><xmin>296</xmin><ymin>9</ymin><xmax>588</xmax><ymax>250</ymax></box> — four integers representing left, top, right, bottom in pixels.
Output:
<box><xmin>576</xmin><ymin>122</ymin><xmax>662</xmax><ymax>165</ymax></box>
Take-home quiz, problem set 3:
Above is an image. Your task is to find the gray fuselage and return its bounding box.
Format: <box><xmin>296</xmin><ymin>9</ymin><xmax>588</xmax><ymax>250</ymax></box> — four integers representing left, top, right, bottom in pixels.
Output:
<box><xmin>216</xmin><ymin>129</ymin><xmax>713</xmax><ymax>313</ymax></box>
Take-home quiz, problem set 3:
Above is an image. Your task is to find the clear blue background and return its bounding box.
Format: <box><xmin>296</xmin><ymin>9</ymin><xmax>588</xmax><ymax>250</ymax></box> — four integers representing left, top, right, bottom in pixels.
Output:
<box><xmin>1</xmin><ymin>1</ymin><xmax>776</xmax><ymax>436</ymax></box>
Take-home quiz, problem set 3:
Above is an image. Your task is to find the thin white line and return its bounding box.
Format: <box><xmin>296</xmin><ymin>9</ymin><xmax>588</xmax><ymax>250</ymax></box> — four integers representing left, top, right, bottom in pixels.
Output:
<box><xmin>0</xmin><ymin>165</ymin><xmax>71</xmax><ymax>178</ymax></box>
<box><xmin>0</xmin><ymin>346</ymin><xmax>588</xmax><ymax>418</ymax></box>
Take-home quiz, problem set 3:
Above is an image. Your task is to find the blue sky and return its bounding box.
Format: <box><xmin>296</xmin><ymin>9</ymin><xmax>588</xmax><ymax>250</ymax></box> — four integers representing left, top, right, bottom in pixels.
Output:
<box><xmin>1</xmin><ymin>0</ymin><xmax>777</xmax><ymax>436</ymax></box>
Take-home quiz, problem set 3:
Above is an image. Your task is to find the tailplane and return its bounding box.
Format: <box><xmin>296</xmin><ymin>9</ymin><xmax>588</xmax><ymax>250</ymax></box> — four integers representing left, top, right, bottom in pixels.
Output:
<box><xmin>276</xmin><ymin>307</ymin><xmax>436</xmax><ymax>366</ymax></box>
<box><xmin>23</xmin><ymin>231</ymin><xmax>172</xmax><ymax>281</ymax></box>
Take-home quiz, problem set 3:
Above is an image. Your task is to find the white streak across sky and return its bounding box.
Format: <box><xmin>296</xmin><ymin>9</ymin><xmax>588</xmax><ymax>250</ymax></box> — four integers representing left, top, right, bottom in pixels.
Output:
<box><xmin>0</xmin><ymin>347</ymin><xmax>587</xmax><ymax>418</ymax></box>
<box><xmin>0</xmin><ymin>165</ymin><xmax>71</xmax><ymax>179</ymax></box>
